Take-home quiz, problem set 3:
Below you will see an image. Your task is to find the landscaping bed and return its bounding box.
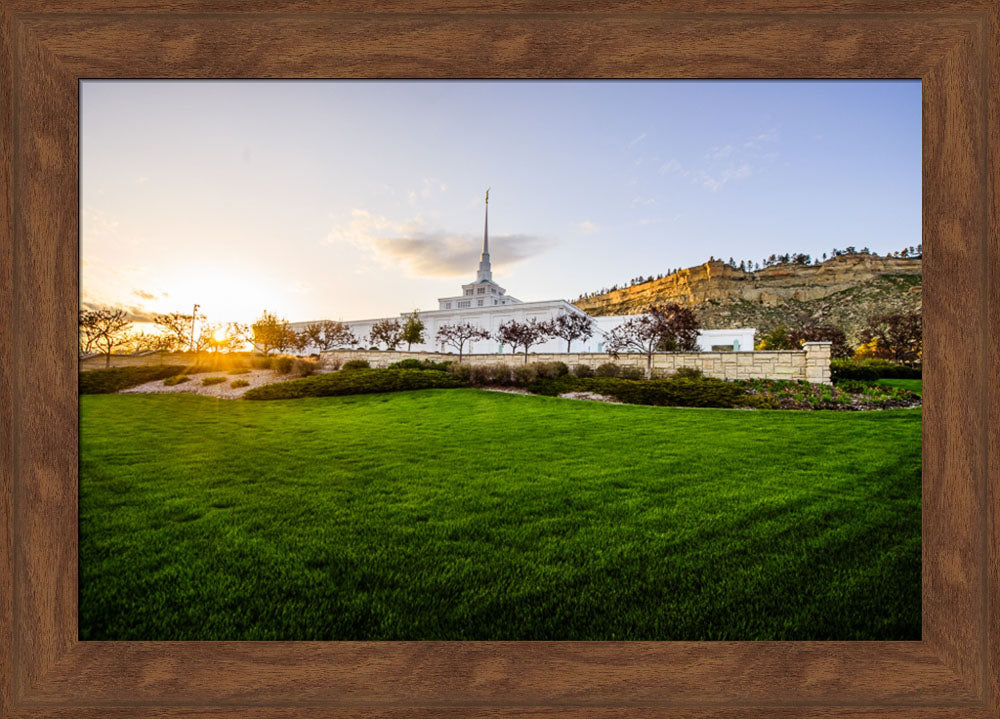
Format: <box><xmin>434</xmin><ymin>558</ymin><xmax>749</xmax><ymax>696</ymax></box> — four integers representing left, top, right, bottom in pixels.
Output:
<box><xmin>240</xmin><ymin>364</ymin><xmax>921</xmax><ymax>410</ymax></box>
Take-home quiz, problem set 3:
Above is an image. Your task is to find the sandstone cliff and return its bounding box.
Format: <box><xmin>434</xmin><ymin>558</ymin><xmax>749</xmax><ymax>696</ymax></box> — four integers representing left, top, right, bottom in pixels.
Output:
<box><xmin>573</xmin><ymin>254</ymin><xmax>922</xmax><ymax>343</ymax></box>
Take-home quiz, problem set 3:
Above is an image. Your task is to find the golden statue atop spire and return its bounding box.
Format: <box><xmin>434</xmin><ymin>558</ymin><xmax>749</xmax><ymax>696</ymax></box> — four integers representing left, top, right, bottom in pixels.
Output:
<box><xmin>485</xmin><ymin>188</ymin><xmax>490</xmax><ymax>204</ymax></box>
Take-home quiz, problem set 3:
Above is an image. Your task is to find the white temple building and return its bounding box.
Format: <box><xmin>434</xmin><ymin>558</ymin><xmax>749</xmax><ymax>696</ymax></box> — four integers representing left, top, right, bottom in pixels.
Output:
<box><xmin>292</xmin><ymin>194</ymin><xmax>755</xmax><ymax>355</ymax></box>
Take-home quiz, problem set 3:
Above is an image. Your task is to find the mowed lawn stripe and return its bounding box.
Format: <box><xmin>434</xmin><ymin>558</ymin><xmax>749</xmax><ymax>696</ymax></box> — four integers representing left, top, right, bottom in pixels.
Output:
<box><xmin>79</xmin><ymin>389</ymin><xmax>921</xmax><ymax>640</ymax></box>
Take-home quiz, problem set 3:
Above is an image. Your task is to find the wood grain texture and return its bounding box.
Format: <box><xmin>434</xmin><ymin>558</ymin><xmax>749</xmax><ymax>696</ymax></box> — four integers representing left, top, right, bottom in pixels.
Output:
<box><xmin>22</xmin><ymin>14</ymin><xmax>979</xmax><ymax>79</ymax></box>
<box><xmin>0</xmin><ymin>6</ymin><xmax>16</xmax><ymax>719</ymax></box>
<box><xmin>986</xmin><ymin>5</ymin><xmax>1000</xmax><ymax>718</ymax></box>
<box><xmin>10</xmin><ymin>11</ymin><xmax>80</xmax><ymax>702</ymax></box>
<box><xmin>919</xmin><ymin>19</ymin><xmax>989</xmax><ymax>697</ymax></box>
<box><xmin>1</xmin><ymin>2</ymin><xmax>997</xmax><ymax>717</ymax></box>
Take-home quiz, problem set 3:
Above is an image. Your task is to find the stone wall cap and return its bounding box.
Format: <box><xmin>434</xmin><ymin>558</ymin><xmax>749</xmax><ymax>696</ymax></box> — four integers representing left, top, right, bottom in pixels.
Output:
<box><xmin>802</xmin><ymin>341</ymin><xmax>833</xmax><ymax>346</ymax></box>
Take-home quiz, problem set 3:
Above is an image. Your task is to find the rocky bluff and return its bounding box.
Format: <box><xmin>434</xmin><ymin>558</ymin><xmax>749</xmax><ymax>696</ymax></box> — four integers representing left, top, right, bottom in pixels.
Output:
<box><xmin>573</xmin><ymin>254</ymin><xmax>922</xmax><ymax>343</ymax></box>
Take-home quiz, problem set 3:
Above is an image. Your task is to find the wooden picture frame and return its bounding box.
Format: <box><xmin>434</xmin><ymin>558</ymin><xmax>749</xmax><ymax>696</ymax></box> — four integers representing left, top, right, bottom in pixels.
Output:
<box><xmin>1</xmin><ymin>2</ymin><xmax>997</xmax><ymax>716</ymax></box>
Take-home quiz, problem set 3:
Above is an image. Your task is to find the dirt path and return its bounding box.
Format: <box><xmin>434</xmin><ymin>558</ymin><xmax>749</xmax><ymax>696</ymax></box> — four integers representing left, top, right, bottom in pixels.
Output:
<box><xmin>120</xmin><ymin>369</ymin><xmax>288</xmax><ymax>399</ymax></box>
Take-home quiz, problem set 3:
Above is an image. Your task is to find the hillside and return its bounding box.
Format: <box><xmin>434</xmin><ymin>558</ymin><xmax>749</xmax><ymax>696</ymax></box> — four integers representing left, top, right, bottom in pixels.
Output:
<box><xmin>573</xmin><ymin>254</ymin><xmax>922</xmax><ymax>343</ymax></box>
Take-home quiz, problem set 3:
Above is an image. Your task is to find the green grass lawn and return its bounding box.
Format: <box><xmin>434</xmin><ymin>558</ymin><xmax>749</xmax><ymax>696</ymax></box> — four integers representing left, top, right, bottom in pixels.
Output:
<box><xmin>875</xmin><ymin>378</ymin><xmax>922</xmax><ymax>396</ymax></box>
<box><xmin>79</xmin><ymin>389</ymin><xmax>921</xmax><ymax>641</ymax></box>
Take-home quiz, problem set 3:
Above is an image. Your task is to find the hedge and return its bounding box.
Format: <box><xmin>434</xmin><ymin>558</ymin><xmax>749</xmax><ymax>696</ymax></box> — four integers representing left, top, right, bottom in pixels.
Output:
<box><xmin>388</xmin><ymin>358</ymin><xmax>453</xmax><ymax>372</ymax></box>
<box><xmin>831</xmin><ymin>359</ymin><xmax>921</xmax><ymax>381</ymax></box>
<box><xmin>244</xmin><ymin>368</ymin><xmax>462</xmax><ymax>400</ymax></box>
<box><xmin>527</xmin><ymin>376</ymin><xmax>755</xmax><ymax>408</ymax></box>
<box><xmin>79</xmin><ymin>365</ymin><xmax>185</xmax><ymax>394</ymax></box>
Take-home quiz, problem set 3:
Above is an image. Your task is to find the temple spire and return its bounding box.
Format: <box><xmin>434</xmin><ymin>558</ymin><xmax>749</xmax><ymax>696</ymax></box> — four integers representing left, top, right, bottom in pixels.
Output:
<box><xmin>476</xmin><ymin>188</ymin><xmax>492</xmax><ymax>281</ymax></box>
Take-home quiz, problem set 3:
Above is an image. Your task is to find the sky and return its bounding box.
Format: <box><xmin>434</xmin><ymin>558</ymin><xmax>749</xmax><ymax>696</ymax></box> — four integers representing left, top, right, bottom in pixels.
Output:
<box><xmin>80</xmin><ymin>80</ymin><xmax>921</xmax><ymax>325</ymax></box>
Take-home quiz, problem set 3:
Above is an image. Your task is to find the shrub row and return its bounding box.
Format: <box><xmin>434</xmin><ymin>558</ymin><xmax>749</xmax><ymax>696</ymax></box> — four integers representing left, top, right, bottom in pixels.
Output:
<box><xmin>341</xmin><ymin>359</ymin><xmax>371</xmax><ymax>370</ymax></box>
<box><xmin>79</xmin><ymin>365</ymin><xmax>185</xmax><ymax>394</ymax></box>
<box><xmin>387</xmin><ymin>358</ymin><xmax>453</xmax><ymax>372</ymax></box>
<box><xmin>244</xmin><ymin>368</ymin><xmax>462</xmax><ymax>400</ymax></box>
<box><xmin>525</xmin><ymin>376</ymin><xmax>758</xmax><ymax>408</ymax></box>
<box><xmin>831</xmin><ymin>358</ymin><xmax>921</xmax><ymax>381</ymax></box>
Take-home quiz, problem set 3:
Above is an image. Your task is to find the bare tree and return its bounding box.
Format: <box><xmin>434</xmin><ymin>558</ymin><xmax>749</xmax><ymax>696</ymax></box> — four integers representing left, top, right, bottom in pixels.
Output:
<box><xmin>435</xmin><ymin>322</ymin><xmax>490</xmax><ymax>362</ymax></box>
<box><xmin>304</xmin><ymin>320</ymin><xmax>357</xmax><ymax>352</ymax></box>
<box><xmin>603</xmin><ymin>315</ymin><xmax>665</xmax><ymax>378</ymax></box>
<box><xmin>603</xmin><ymin>303</ymin><xmax>699</xmax><ymax>378</ymax></box>
<box><xmin>79</xmin><ymin>307</ymin><xmax>133</xmax><ymax>367</ymax></box>
<box><xmin>549</xmin><ymin>312</ymin><xmax>594</xmax><ymax>352</ymax></box>
<box><xmin>495</xmin><ymin>318</ymin><xmax>552</xmax><ymax>364</ymax></box>
<box><xmin>369</xmin><ymin>317</ymin><xmax>404</xmax><ymax>350</ymax></box>
<box><xmin>153</xmin><ymin>310</ymin><xmax>205</xmax><ymax>352</ymax></box>
<box><xmin>205</xmin><ymin>322</ymin><xmax>251</xmax><ymax>353</ymax></box>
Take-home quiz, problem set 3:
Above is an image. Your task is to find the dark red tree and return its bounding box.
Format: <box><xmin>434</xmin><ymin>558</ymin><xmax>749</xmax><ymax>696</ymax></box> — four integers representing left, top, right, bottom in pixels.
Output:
<box><xmin>495</xmin><ymin>318</ymin><xmax>552</xmax><ymax>363</ymax></box>
<box><xmin>789</xmin><ymin>325</ymin><xmax>852</xmax><ymax>359</ymax></box>
<box><xmin>549</xmin><ymin>312</ymin><xmax>594</xmax><ymax>352</ymax></box>
<box><xmin>858</xmin><ymin>312</ymin><xmax>922</xmax><ymax>364</ymax></box>
<box><xmin>435</xmin><ymin>322</ymin><xmax>490</xmax><ymax>362</ymax></box>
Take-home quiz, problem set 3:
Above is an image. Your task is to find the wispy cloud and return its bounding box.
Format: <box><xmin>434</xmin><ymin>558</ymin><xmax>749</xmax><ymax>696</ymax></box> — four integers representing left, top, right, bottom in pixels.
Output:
<box><xmin>695</xmin><ymin>127</ymin><xmax>778</xmax><ymax>192</ymax></box>
<box><xmin>328</xmin><ymin>209</ymin><xmax>557</xmax><ymax>278</ymax></box>
<box><xmin>575</xmin><ymin>220</ymin><xmax>599</xmax><ymax>235</ymax></box>
<box><xmin>707</xmin><ymin>145</ymin><xmax>733</xmax><ymax>160</ymax></box>
<box><xmin>132</xmin><ymin>288</ymin><xmax>157</xmax><ymax>300</ymax></box>
<box><xmin>81</xmin><ymin>299</ymin><xmax>157</xmax><ymax>323</ymax></box>
<box><xmin>406</xmin><ymin>177</ymin><xmax>448</xmax><ymax>206</ymax></box>
<box><xmin>699</xmin><ymin>164</ymin><xmax>753</xmax><ymax>192</ymax></box>
<box><xmin>627</xmin><ymin>132</ymin><xmax>648</xmax><ymax>148</ymax></box>
<box><xmin>658</xmin><ymin>158</ymin><xmax>686</xmax><ymax>176</ymax></box>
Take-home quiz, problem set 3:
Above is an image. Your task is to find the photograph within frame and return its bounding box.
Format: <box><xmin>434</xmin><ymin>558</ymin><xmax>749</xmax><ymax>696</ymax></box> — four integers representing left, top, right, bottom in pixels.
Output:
<box><xmin>77</xmin><ymin>79</ymin><xmax>923</xmax><ymax>642</ymax></box>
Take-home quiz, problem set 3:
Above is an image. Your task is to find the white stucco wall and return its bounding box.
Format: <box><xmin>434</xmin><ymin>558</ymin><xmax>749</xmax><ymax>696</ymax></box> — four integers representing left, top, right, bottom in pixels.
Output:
<box><xmin>291</xmin><ymin>307</ymin><xmax>755</xmax><ymax>356</ymax></box>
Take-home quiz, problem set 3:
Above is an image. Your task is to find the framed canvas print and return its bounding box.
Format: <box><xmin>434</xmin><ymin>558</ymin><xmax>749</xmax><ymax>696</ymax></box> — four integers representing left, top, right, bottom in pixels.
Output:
<box><xmin>2</xmin><ymin>2</ymin><xmax>998</xmax><ymax>717</ymax></box>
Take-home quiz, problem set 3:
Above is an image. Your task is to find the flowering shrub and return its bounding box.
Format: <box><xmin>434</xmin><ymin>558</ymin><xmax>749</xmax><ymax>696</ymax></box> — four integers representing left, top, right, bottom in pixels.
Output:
<box><xmin>736</xmin><ymin>378</ymin><xmax>919</xmax><ymax>410</ymax></box>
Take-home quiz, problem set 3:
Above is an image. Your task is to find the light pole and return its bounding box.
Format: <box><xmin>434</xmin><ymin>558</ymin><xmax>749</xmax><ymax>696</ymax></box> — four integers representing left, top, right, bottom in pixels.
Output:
<box><xmin>190</xmin><ymin>303</ymin><xmax>200</xmax><ymax>354</ymax></box>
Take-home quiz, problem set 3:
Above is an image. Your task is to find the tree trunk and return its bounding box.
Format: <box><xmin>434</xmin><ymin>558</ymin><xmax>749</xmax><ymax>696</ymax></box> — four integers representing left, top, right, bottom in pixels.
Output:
<box><xmin>523</xmin><ymin>348</ymin><xmax>529</xmax><ymax>364</ymax></box>
<box><xmin>105</xmin><ymin>351</ymin><xmax>111</xmax><ymax>368</ymax></box>
<box><xmin>646</xmin><ymin>353</ymin><xmax>653</xmax><ymax>379</ymax></box>
<box><xmin>567</xmin><ymin>339</ymin><xmax>571</xmax><ymax>352</ymax></box>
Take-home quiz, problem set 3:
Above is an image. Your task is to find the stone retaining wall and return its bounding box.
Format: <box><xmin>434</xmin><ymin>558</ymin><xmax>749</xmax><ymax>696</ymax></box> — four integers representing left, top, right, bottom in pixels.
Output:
<box><xmin>321</xmin><ymin>342</ymin><xmax>833</xmax><ymax>384</ymax></box>
<box><xmin>79</xmin><ymin>351</ymin><xmax>203</xmax><ymax>370</ymax></box>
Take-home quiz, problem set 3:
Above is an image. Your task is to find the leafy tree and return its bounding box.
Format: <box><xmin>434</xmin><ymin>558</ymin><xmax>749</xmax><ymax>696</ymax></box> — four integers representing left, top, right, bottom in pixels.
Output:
<box><xmin>251</xmin><ymin>310</ymin><xmax>293</xmax><ymax>355</ymax></box>
<box><xmin>291</xmin><ymin>329</ymin><xmax>311</xmax><ymax>354</ymax></box>
<box><xmin>304</xmin><ymin>320</ymin><xmax>356</xmax><ymax>352</ymax></box>
<box><xmin>789</xmin><ymin>325</ymin><xmax>852</xmax><ymax>359</ymax></box>
<box><xmin>435</xmin><ymin>322</ymin><xmax>490</xmax><ymax>362</ymax></box>
<box><xmin>549</xmin><ymin>312</ymin><xmax>594</xmax><ymax>352</ymax></box>
<box><xmin>401</xmin><ymin>310</ymin><xmax>425</xmax><ymax>351</ymax></box>
<box><xmin>858</xmin><ymin>312</ymin><xmax>922</xmax><ymax>364</ymax></box>
<box><xmin>79</xmin><ymin>307</ymin><xmax>133</xmax><ymax>367</ymax></box>
<box><xmin>369</xmin><ymin>317</ymin><xmax>403</xmax><ymax>350</ymax></box>
<box><xmin>755</xmin><ymin>325</ymin><xmax>795</xmax><ymax>351</ymax></box>
<box><xmin>495</xmin><ymin>318</ymin><xmax>553</xmax><ymax>364</ymax></box>
<box><xmin>648</xmin><ymin>303</ymin><xmax>699</xmax><ymax>352</ymax></box>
